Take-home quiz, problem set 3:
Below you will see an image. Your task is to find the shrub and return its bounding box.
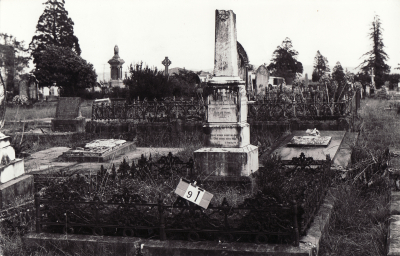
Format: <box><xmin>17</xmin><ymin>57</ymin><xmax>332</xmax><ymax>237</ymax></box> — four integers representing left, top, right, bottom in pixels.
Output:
<box><xmin>12</xmin><ymin>95</ymin><xmax>29</xmax><ymax>106</ymax></box>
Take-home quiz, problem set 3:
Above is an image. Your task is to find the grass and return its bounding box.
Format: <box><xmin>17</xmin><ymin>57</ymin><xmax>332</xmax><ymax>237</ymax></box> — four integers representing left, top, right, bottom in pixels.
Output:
<box><xmin>318</xmin><ymin>97</ymin><xmax>397</xmax><ymax>256</ymax></box>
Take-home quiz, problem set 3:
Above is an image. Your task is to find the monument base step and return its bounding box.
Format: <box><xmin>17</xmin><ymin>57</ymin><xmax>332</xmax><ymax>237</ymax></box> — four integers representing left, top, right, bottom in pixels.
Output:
<box><xmin>0</xmin><ymin>158</ymin><xmax>24</xmax><ymax>184</ymax></box>
<box><xmin>0</xmin><ymin>174</ymin><xmax>33</xmax><ymax>209</ymax></box>
<box><xmin>51</xmin><ymin>118</ymin><xmax>86</xmax><ymax>133</ymax></box>
<box><xmin>193</xmin><ymin>145</ymin><xmax>258</xmax><ymax>177</ymax></box>
<box><xmin>60</xmin><ymin>142</ymin><xmax>136</xmax><ymax>163</ymax></box>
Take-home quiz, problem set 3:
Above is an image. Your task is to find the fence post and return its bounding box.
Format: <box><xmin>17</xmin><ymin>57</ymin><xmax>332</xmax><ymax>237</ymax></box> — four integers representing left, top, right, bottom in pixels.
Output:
<box><xmin>292</xmin><ymin>199</ymin><xmax>299</xmax><ymax>246</ymax></box>
<box><xmin>158</xmin><ymin>194</ymin><xmax>166</xmax><ymax>241</ymax></box>
<box><xmin>35</xmin><ymin>193</ymin><xmax>41</xmax><ymax>233</ymax></box>
<box><xmin>293</xmin><ymin>97</ymin><xmax>296</xmax><ymax>117</ymax></box>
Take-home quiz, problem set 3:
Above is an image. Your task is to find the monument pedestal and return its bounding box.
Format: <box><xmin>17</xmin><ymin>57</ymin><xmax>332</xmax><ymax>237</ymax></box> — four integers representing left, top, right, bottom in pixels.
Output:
<box><xmin>194</xmin><ymin>145</ymin><xmax>258</xmax><ymax>177</ymax></box>
<box><xmin>0</xmin><ymin>134</ymin><xmax>32</xmax><ymax>209</ymax></box>
<box><xmin>51</xmin><ymin>97</ymin><xmax>86</xmax><ymax>132</ymax></box>
<box><xmin>111</xmin><ymin>80</ymin><xmax>124</xmax><ymax>88</ymax></box>
<box><xmin>51</xmin><ymin>118</ymin><xmax>86</xmax><ymax>133</ymax></box>
<box><xmin>0</xmin><ymin>135</ymin><xmax>25</xmax><ymax>183</ymax></box>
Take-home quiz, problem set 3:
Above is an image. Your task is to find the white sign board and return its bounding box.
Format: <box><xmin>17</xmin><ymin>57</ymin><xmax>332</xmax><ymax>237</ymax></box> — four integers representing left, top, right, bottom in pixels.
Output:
<box><xmin>174</xmin><ymin>179</ymin><xmax>213</xmax><ymax>209</ymax></box>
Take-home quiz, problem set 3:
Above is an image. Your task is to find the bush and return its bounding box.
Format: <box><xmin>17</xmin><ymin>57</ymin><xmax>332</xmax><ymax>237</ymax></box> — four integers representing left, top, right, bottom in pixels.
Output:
<box><xmin>12</xmin><ymin>95</ymin><xmax>29</xmax><ymax>106</ymax></box>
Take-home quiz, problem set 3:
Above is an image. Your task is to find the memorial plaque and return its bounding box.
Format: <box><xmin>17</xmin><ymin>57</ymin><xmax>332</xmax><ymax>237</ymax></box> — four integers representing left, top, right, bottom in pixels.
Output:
<box><xmin>55</xmin><ymin>97</ymin><xmax>82</xmax><ymax>119</ymax></box>
<box><xmin>208</xmin><ymin>105</ymin><xmax>238</xmax><ymax>123</ymax></box>
<box><xmin>208</xmin><ymin>127</ymin><xmax>240</xmax><ymax>147</ymax></box>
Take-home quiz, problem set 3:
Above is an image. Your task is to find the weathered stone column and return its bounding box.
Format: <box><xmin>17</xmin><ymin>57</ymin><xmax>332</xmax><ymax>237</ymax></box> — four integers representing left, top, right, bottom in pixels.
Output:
<box><xmin>194</xmin><ymin>10</ymin><xmax>258</xmax><ymax>179</ymax></box>
<box><xmin>108</xmin><ymin>45</ymin><xmax>125</xmax><ymax>88</ymax></box>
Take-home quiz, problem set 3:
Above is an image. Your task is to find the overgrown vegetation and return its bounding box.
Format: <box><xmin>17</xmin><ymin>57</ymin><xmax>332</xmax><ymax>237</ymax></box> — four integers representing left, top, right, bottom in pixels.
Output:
<box><xmin>0</xmin><ymin>98</ymin><xmax>397</xmax><ymax>255</ymax></box>
<box><xmin>319</xmin><ymin>98</ymin><xmax>396</xmax><ymax>256</ymax></box>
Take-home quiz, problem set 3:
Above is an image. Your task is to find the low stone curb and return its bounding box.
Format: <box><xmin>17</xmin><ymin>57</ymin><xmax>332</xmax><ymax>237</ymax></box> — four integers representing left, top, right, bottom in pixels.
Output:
<box><xmin>388</xmin><ymin>191</ymin><xmax>400</xmax><ymax>255</ymax></box>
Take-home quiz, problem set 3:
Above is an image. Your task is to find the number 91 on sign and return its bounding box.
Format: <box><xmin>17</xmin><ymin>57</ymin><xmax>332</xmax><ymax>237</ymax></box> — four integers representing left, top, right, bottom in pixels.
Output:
<box><xmin>174</xmin><ymin>179</ymin><xmax>213</xmax><ymax>209</ymax></box>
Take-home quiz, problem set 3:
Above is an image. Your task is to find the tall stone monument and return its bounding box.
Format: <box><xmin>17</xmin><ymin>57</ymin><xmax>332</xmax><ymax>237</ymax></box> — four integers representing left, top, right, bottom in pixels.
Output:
<box><xmin>194</xmin><ymin>10</ymin><xmax>258</xmax><ymax>180</ymax></box>
<box><xmin>108</xmin><ymin>45</ymin><xmax>125</xmax><ymax>88</ymax></box>
<box><xmin>0</xmin><ymin>73</ymin><xmax>32</xmax><ymax>208</ymax></box>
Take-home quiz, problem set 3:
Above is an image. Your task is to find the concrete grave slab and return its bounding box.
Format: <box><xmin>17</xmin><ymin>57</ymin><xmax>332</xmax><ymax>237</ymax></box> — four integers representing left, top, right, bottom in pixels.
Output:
<box><xmin>60</xmin><ymin>139</ymin><xmax>136</xmax><ymax>162</ymax></box>
<box><xmin>271</xmin><ymin>130</ymin><xmax>346</xmax><ymax>161</ymax></box>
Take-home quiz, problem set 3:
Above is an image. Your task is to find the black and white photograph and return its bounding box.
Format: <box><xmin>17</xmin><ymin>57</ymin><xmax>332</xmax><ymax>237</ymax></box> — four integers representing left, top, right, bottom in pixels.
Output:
<box><xmin>0</xmin><ymin>0</ymin><xmax>399</xmax><ymax>255</ymax></box>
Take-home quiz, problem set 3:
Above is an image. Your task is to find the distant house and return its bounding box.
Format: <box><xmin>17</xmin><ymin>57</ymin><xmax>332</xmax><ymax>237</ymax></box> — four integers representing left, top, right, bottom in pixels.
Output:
<box><xmin>198</xmin><ymin>71</ymin><xmax>212</xmax><ymax>83</ymax></box>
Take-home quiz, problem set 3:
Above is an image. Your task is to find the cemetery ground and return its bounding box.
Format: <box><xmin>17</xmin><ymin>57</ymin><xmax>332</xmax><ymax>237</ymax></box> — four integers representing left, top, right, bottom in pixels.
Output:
<box><xmin>0</xmin><ymin>98</ymin><xmax>397</xmax><ymax>255</ymax></box>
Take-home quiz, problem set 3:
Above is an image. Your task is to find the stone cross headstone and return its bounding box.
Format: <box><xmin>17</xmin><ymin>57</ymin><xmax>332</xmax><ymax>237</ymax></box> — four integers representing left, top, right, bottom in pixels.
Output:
<box><xmin>369</xmin><ymin>67</ymin><xmax>375</xmax><ymax>88</ymax></box>
<box><xmin>162</xmin><ymin>57</ymin><xmax>171</xmax><ymax>76</ymax></box>
<box><xmin>51</xmin><ymin>97</ymin><xmax>86</xmax><ymax>132</ymax></box>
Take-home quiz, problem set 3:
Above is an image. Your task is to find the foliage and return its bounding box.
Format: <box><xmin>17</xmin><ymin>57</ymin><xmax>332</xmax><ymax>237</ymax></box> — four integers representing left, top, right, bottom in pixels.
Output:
<box><xmin>32</xmin><ymin>45</ymin><xmax>97</xmax><ymax>96</ymax></box>
<box><xmin>357</xmin><ymin>15</ymin><xmax>390</xmax><ymax>89</ymax></box>
<box><xmin>0</xmin><ymin>33</ymin><xmax>31</xmax><ymax>90</ymax></box>
<box><xmin>29</xmin><ymin>0</ymin><xmax>81</xmax><ymax>58</ymax></box>
<box><xmin>319</xmin><ymin>98</ymin><xmax>393</xmax><ymax>256</ymax></box>
<box><xmin>124</xmin><ymin>62</ymin><xmax>173</xmax><ymax>100</ymax></box>
<box><xmin>312</xmin><ymin>50</ymin><xmax>330</xmax><ymax>82</ymax></box>
<box><xmin>12</xmin><ymin>95</ymin><xmax>29</xmax><ymax>106</ymax></box>
<box><xmin>332</xmin><ymin>62</ymin><xmax>346</xmax><ymax>84</ymax></box>
<box><xmin>267</xmin><ymin>37</ymin><xmax>303</xmax><ymax>83</ymax></box>
<box><xmin>169</xmin><ymin>69</ymin><xmax>200</xmax><ymax>97</ymax></box>
<box><xmin>124</xmin><ymin>63</ymin><xmax>202</xmax><ymax>100</ymax></box>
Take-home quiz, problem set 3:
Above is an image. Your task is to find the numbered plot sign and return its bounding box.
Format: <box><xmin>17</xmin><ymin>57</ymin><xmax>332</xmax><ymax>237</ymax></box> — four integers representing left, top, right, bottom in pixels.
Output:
<box><xmin>175</xmin><ymin>179</ymin><xmax>213</xmax><ymax>209</ymax></box>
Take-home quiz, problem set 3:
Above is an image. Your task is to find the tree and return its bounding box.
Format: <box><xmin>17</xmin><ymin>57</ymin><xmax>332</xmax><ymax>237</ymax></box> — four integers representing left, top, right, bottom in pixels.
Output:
<box><xmin>124</xmin><ymin>62</ymin><xmax>173</xmax><ymax>100</ymax></box>
<box><xmin>312</xmin><ymin>50</ymin><xmax>330</xmax><ymax>82</ymax></box>
<box><xmin>169</xmin><ymin>69</ymin><xmax>200</xmax><ymax>97</ymax></box>
<box><xmin>267</xmin><ymin>37</ymin><xmax>303</xmax><ymax>83</ymax></box>
<box><xmin>29</xmin><ymin>0</ymin><xmax>81</xmax><ymax>60</ymax></box>
<box><xmin>357</xmin><ymin>15</ymin><xmax>390</xmax><ymax>88</ymax></box>
<box><xmin>332</xmin><ymin>62</ymin><xmax>346</xmax><ymax>84</ymax></box>
<box><xmin>0</xmin><ymin>34</ymin><xmax>30</xmax><ymax>92</ymax></box>
<box><xmin>33</xmin><ymin>45</ymin><xmax>97</xmax><ymax>96</ymax></box>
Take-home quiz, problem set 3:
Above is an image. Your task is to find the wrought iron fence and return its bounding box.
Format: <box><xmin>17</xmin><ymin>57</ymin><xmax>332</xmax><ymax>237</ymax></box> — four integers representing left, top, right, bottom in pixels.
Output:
<box><xmin>91</xmin><ymin>97</ymin><xmax>352</xmax><ymax>124</ymax></box>
<box><xmin>92</xmin><ymin>98</ymin><xmax>206</xmax><ymax>123</ymax></box>
<box><xmin>247</xmin><ymin>100</ymin><xmax>352</xmax><ymax>121</ymax></box>
<box><xmin>33</xmin><ymin>152</ymin><xmax>332</xmax><ymax>246</ymax></box>
<box><xmin>34</xmin><ymin>189</ymin><xmax>300</xmax><ymax>245</ymax></box>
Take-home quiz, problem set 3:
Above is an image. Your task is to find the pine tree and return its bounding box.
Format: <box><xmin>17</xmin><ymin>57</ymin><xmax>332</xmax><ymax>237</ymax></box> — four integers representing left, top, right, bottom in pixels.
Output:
<box><xmin>312</xmin><ymin>50</ymin><xmax>330</xmax><ymax>82</ymax></box>
<box><xmin>357</xmin><ymin>15</ymin><xmax>390</xmax><ymax>88</ymax></box>
<box><xmin>267</xmin><ymin>37</ymin><xmax>303</xmax><ymax>83</ymax></box>
<box><xmin>29</xmin><ymin>0</ymin><xmax>81</xmax><ymax>59</ymax></box>
<box><xmin>332</xmin><ymin>62</ymin><xmax>345</xmax><ymax>84</ymax></box>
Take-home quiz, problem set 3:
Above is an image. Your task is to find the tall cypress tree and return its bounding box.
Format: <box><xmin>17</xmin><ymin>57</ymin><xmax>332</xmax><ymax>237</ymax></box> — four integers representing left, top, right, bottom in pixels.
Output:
<box><xmin>312</xmin><ymin>50</ymin><xmax>330</xmax><ymax>82</ymax></box>
<box><xmin>357</xmin><ymin>15</ymin><xmax>390</xmax><ymax>87</ymax></box>
<box><xmin>29</xmin><ymin>0</ymin><xmax>81</xmax><ymax>59</ymax></box>
<box><xmin>332</xmin><ymin>62</ymin><xmax>345</xmax><ymax>84</ymax></box>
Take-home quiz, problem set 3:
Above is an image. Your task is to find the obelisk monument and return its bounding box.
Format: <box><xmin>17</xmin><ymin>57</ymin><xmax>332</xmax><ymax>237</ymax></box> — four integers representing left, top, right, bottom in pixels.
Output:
<box><xmin>194</xmin><ymin>10</ymin><xmax>258</xmax><ymax>179</ymax></box>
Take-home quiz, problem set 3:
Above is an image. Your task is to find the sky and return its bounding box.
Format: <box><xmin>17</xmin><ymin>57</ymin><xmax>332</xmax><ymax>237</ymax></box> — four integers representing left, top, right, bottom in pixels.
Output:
<box><xmin>1</xmin><ymin>0</ymin><xmax>400</xmax><ymax>80</ymax></box>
